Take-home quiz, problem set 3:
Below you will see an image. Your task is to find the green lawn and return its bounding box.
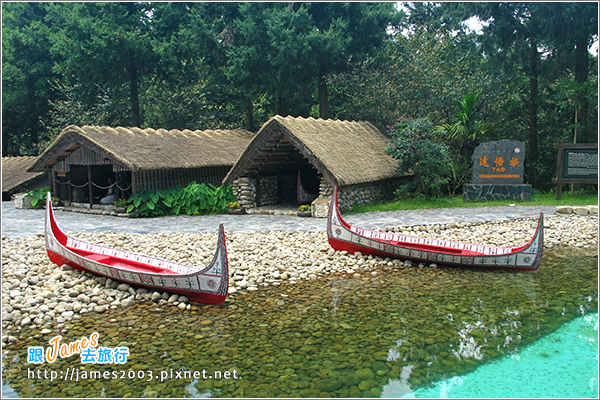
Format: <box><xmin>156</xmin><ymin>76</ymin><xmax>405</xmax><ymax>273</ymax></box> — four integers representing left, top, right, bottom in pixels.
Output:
<box><xmin>347</xmin><ymin>190</ymin><xmax>599</xmax><ymax>214</ymax></box>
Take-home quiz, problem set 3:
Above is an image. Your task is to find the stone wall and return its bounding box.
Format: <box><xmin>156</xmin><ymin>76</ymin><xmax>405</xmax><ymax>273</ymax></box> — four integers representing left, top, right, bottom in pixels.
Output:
<box><xmin>235</xmin><ymin>175</ymin><xmax>407</xmax><ymax>214</ymax></box>
<box><xmin>232</xmin><ymin>175</ymin><xmax>292</xmax><ymax>208</ymax></box>
<box><xmin>232</xmin><ymin>177</ymin><xmax>256</xmax><ymax>209</ymax></box>
<box><xmin>259</xmin><ymin>176</ymin><xmax>278</xmax><ymax>206</ymax></box>
<box><xmin>338</xmin><ymin>178</ymin><xmax>403</xmax><ymax>210</ymax></box>
<box><xmin>312</xmin><ymin>177</ymin><xmax>406</xmax><ymax>217</ymax></box>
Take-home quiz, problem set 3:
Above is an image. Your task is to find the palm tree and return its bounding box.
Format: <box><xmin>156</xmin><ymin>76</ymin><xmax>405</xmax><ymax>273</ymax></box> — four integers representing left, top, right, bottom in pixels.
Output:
<box><xmin>438</xmin><ymin>91</ymin><xmax>490</xmax><ymax>141</ymax></box>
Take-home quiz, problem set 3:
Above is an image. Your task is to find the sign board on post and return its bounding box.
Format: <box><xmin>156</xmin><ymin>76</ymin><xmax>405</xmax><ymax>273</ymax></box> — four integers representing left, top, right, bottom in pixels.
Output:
<box><xmin>552</xmin><ymin>140</ymin><xmax>598</xmax><ymax>200</ymax></box>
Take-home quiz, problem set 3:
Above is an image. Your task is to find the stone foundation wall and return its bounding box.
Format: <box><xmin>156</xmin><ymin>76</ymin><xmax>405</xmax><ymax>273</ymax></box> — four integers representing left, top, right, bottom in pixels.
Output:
<box><xmin>232</xmin><ymin>175</ymin><xmax>292</xmax><ymax>208</ymax></box>
<box><xmin>259</xmin><ymin>176</ymin><xmax>278</xmax><ymax>206</ymax></box>
<box><xmin>232</xmin><ymin>177</ymin><xmax>256</xmax><ymax>209</ymax></box>
<box><xmin>463</xmin><ymin>184</ymin><xmax>532</xmax><ymax>202</ymax></box>
<box><xmin>235</xmin><ymin>175</ymin><xmax>407</xmax><ymax>214</ymax></box>
<box><xmin>312</xmin><ymin>177</ymin><xmax>406</xmax><ymax>217</ymax></box>
<box><xmin>338</xmin><ymin>179</ymin><xmax>403</xmax><ymax>211</ymax></box>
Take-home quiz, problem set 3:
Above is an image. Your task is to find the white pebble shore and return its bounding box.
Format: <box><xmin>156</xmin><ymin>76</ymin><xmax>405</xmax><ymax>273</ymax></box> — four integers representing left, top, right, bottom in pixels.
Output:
<box><xmin>2</xmin><ymin>211</ymin><xmax>597</xmax><ymax>343</ymax></box>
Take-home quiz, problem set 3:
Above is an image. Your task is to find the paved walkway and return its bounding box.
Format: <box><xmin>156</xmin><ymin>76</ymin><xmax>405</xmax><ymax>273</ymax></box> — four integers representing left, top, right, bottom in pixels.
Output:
<box><xmin>1</xmin><ymin>201</ymin><xmax>557</xmax><ymax>238</ymax></box>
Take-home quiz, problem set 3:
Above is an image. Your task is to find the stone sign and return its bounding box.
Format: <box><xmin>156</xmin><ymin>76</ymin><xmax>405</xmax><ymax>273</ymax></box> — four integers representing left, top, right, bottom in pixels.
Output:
<box><xmin>471</xmin><ymin>140</ymin><xmax>525</xmax><ymax>184</ymax></box>
<box><xmin>464</xmin><ymin>140</ymin><xmax>531</xmax><ymax>202</ymax></box>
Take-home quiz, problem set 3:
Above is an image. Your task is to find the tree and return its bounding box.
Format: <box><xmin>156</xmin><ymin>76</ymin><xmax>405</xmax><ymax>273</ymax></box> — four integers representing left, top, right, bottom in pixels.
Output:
<box><xmin>2</xmin><ymin>2</ymin><xmax>56</xmax><ymax>155</ymax></box>
<box><xmin>386</xmin><ymin>118</ymin><xmax>452</xmax><ymax>199</ymax></box>
<box><xmin>439</xmin><ymin>2</ymin><xmax>598</xmax><ymax>187</ymax></box>
<box><xmin>215</xmin><ymin>2</ymin><xmax>400</xmax><ymax>129</ymax></box>
<box><xmin>302</xmin><ymin>2</ymin><xmax>401</xmax><ymax>119</ymax></box>
<box><xmin>541</xmin><ymin>2</ymin><xmax>598</xmax><ymax>143</ymax></box>
<box><xmin>47</xmin><ymin>2</ymin><xmax>156</xmax><ymax>127</ymax></box>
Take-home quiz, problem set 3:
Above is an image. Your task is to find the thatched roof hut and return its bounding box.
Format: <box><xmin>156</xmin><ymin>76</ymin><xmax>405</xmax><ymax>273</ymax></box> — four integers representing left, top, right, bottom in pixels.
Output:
<box><xmin>223</xmin><ymin>116</ymin><xmax>407</xmax><ymax>211</ymax></box>
<box><xmin>30</xmin><ymin>125</ymin><xmax>255</xmax><ymax>173</ymax></box>
<box><xmin>28</xmin><ymin>125</ymin><xmax>255</xmax><ymax>205</ymax></box>
<box><xmin>2</xmin><ymin>156</ymin><xmax>50</xmax><ymax>201</ymax></box>
<box><xmin>224</xmin><ymin>115</ymin><xmax>399</xmax><ymax>187</ymax></box>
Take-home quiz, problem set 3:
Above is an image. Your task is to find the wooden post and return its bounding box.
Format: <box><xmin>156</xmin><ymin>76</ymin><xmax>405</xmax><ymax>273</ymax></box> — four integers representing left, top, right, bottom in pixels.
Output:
<box><xmin>68</xmin><ymin>171</ymin><xmax>72</xmax><ymax>205</ymax></box>
<box><xmin>50</xmin><ymin>170</ymin><xmax>57</xmax><ymax>197</ymax></box>
<box><xmin>255</xmin><ymin>175</ymin><xmax>261</xmax><ymax>208</ymax></box>
<box><xmin>555</xmin><ymin>140</ymin><xmax>564</xmax><ymax>200</ymax></box>
<box><xmin>87</xmin><ymin>165</ymin><xmax>93</xmax><ymax>207</ymax></box>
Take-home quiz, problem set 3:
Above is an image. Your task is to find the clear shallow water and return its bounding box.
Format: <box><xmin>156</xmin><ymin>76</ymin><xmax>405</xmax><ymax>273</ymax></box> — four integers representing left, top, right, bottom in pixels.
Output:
<box><xmin>2</xmin><ymin>247</ymin><xmax>598</xmax><ymax>398</ymax></box>
<box><xmin>399</xmin><ymin>313</ymin><xmax>599</xmax><ymax>398</ymax></box>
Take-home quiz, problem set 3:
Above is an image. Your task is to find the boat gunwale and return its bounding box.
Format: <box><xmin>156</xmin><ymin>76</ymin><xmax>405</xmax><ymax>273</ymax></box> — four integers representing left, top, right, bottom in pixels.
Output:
<box><xmin>44</xmin><ymin>193</ymin><xmax>229</xmax><ymax>301</ymax></box>
<box><xmin>327</xmin><ymin>187</ymin><xmax>543</xmax><ymax>269</ymax></box>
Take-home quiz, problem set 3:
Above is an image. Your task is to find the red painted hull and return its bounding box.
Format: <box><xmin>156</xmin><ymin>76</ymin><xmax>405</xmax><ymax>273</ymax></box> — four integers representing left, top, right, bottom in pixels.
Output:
<box><xmin>327</xmin><ymin>187</ymin><xmax>543</xmax><ymax>271</ymax></box>
<box><xmin>44</xmin><ymin>193</ymin><xmax>229</xmax><ymax>304</ymax></box>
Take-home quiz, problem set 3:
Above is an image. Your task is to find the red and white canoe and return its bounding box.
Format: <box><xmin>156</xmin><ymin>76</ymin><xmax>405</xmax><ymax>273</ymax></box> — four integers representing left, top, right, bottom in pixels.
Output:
<box><xmin>327</xmin><ymin>187</ymin><xmax>544</xmax><ymax>270</ymax></box>
<box><xmin>44</xmin><ymin>193</ymin><xmax>229</xmax><ymax>304</ymax></box>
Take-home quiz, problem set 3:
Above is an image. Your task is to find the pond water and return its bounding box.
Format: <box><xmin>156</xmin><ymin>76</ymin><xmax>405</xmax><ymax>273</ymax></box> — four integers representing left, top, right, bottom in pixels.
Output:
<box><xmin>2</xmin><ymin>247</ymin><xmax>598</xmax><ymax>398</ymax></box>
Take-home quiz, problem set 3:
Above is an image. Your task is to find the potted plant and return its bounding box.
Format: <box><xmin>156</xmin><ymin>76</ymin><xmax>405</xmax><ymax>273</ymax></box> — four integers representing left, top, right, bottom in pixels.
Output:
<box><xmin>226</xmin><ymin>201</ymin><xmax>246</xmax><ymax>215</ymax></box>
<box><xmin>51</xmin><ymin>196</ymin><xmax>63</xmax><ymax>207</ymax></box>
<box><xmin>298</xmin><ymin>204</ymin><xmax>312</xmax><ymax>217</ymax></box>
<box><xmin>113</xmin><ymin>198</ymin><xmax>128</xmax><ymax>213</ymax></box>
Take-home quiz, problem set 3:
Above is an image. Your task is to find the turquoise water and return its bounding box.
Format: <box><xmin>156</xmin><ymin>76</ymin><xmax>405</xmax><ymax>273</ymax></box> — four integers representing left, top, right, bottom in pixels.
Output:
<box><xmin>2</xmin><ymin>247</ymin><xmax>598</xmax><ymax>398</ymax></box>
<box><xmin>395</xmin><ymin>313</ymin><xmax>599</xmax><ymax>398</ymax></box>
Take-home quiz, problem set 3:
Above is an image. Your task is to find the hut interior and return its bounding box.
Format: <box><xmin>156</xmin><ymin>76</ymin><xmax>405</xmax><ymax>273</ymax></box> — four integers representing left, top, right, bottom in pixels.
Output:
<box><xmin>237</xmin><ymin>130</ymin><xmax>322</xmax><ymax>207</ymax></box>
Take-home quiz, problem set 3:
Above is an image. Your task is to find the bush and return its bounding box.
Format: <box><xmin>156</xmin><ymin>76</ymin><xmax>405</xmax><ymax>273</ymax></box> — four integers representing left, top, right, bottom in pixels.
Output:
<box><xmin>125</xmin><ymin>183</ymin><xmax>237</xmax><ymax>217</ymax></box>
<box><xmin>25</xmin><ymin>187</ymin><xmax>51</xmax><ymax>209</ymax></box>
<box><xmin>386</xmin><ymin>118</ymin><xmax>452</xmax><ymax>199</ymax></box>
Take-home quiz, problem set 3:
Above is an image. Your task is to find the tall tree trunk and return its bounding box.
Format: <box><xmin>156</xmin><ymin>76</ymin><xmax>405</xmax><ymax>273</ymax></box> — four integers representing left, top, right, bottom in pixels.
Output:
<box><xmin>574</xmin><ymin>34</ymin><xmax>589</xmax><ymax>143</ymax></box>
<box><xmin>129</xmin><ymin>63</ymin><xmax>141</xmax><ymax>127</ymax></box>
<box><xmin>527</xmin><ymin>41</ymin><xmax>539</xmax><ymax>187</ymax></box>
<box><xmin>275</xmin><ymin>97</ymin><xmax>281</xmax><ymax>116</ymax></box>
<box><xmin>27</xmin><ymin>86</ymin><xmax>39</xmax><ymax>148</ymax></box>
<box><xmin>244</xmin><ymin>96</ymin><xmax>254</xmax><ymax>131</ymax></box>
<box><xmin>318</xmin><ymin>75</ymin><xmax>330</xmax><ymax>119</ymax></box>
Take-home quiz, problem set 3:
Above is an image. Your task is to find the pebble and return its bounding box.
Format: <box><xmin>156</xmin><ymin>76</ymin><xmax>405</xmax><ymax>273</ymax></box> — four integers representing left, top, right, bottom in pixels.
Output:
<box><xmin>1</xmin><ymin>210</ymin><xmax>597</xmax><ymax>337</ymax></box>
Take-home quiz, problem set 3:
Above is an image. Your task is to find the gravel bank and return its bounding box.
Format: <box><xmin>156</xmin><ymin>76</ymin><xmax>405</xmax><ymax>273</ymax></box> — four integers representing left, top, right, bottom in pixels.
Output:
<box><xmin>2</xmin><ymin>212</ymin><xmax>597</xmax><ymax>343</ymax></box>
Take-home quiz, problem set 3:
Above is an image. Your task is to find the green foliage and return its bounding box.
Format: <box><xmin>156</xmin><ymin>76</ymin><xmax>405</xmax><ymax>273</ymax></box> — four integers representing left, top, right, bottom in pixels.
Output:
<box><xmin>125</xmin><ymin>183</ymin><xmax>236</xmax><ymax>218</ymax></box>
<box><xmin>298</xmin><ymin>204</ymin><xmax>311</xmax><ymax>212</ymax></box>
<box><xmin>348</xmin><ymin>190</ymin><xmax>598</xmax><ymax>214</ymax></box>
<box><xmin>437</xmin><ymin>91</ymin><xmax>490</xmax><ymax>142</ymax></box>
<box><xmin>2</xmin><ymin>2</ymin><xmax>56</xmax><ymax>156</ymax></box>
<box><xmin>25</xmin><ymin>187</ymin><xmax>51</xmax><ymax>209</ymax></box>
<box><xmin>436</xmin><ymin>91</ymin><xmax>491</xmax><ymax>195</ymax></box>
<box><xmin>386</xmin><ymin>118</ymin><xmax>452</xmax><ymax>200</ymax></box>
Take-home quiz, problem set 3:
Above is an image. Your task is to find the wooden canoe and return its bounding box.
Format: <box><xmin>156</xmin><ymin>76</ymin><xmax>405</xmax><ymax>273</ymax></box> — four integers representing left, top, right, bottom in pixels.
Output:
<box><xmin>44</xmin><ymin>193</ymin><xmax>229</xmax><ymax>304</ymax></box>
<box><xmin>327</xmin><ymin>187</ymin><xmax>544</xmax><ymax>270</ymax></box>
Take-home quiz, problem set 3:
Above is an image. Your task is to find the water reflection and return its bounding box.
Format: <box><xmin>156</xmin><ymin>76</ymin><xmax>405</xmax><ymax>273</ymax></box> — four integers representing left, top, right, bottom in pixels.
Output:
<box><xmin>2</xmin><ymin>247</ymin><xmax>597</xmax><ymax>398</ymax></box>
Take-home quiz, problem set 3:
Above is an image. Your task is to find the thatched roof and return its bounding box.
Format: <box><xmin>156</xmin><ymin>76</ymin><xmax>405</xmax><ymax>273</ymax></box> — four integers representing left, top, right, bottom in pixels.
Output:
<box><xmin>2</xmin><ymin>156</ymin><xmax>47</xmax><ymax>193</ymax></box>
<box><xmin>223</xmin><ymin>115</ymin><xmax>400</xmax><ymax>187</ymax></box>
<box><xmin>28</xmin><ymin>125</ymin><xmax>255</xmax><ymax>172</ymax></box>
